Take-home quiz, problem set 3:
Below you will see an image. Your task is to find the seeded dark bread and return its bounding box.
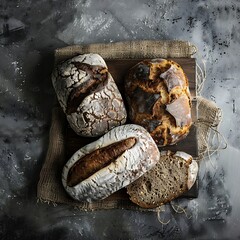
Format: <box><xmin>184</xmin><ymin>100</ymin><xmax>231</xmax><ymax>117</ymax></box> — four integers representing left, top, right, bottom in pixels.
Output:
<box><xmin>126</xmin><ymin>151</ymin><xmax>198</xmax><ymax>208</ymax></box>
<box><xmin>125</xmin><ymin>59</ymin><xmax>192</xmax><ymax>146</ymax></box>
<box><xmin>52</xmin><ymin>53</ymin><xmax>127</xmax><ymax>137</ymax></box>
<box><xmin>62</xmin><ymin>124</ymin><xmax>160</xmax><ymax>202</ymax></box>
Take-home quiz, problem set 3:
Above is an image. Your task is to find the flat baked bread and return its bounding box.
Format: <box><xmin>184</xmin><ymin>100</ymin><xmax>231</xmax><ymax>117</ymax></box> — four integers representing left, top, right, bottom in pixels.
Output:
<box><xmin>127</xmin><ymin>151</ymin><xmax>198</xmax><ymax>208</ymax></box>
<box><xmin>125</xmin><ymin>59</ymin><xmax>192</xmax><ymax>146</ymax></box>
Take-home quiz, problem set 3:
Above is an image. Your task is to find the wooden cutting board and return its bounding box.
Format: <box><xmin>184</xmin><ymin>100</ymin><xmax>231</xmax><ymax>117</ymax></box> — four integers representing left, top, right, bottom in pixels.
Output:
<box><xmin>65</xmin><ymin>58</ymin><xmax>198</xmax><ymax>200</ymax></box>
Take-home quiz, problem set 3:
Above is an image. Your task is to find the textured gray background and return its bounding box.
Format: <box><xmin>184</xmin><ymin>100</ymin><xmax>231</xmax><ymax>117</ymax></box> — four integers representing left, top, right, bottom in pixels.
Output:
<box><xmin>0</xmin><ymin>0</ymin><xmax>239</xmax><ymax>239</ymax></box>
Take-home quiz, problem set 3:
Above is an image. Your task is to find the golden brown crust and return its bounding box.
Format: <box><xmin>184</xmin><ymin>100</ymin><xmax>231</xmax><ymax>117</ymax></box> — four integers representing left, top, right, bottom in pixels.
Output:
<box><xmin>125</xmin><ymin>59</ymin><xmax>192</xmax><ymax>146</ymax></box>
<box><xmin>67</xmin><ymin>137</ymin><xmax>136</xmax><ymax>187</ymax></box>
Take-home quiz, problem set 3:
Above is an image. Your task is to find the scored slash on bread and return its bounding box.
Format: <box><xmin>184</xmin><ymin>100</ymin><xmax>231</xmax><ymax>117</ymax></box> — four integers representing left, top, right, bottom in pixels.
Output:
<box><xmin>126</xmin><ymin>151</ymin><xmax>198</xmax><ymax>208</ymax></box>
<box><xmin>52</xmin><ymin>53</ymin><xmax>127</xmax><ymax>137</ymax></box>
<box><xmin>62</xmin><ymin>124</ymin><xmax>160</xmax><ymax>202</ymax></box>
<box><xmin>67</xmin><ymin>137</ymin><xmax>137</xmax><ymax>187</ymax></box>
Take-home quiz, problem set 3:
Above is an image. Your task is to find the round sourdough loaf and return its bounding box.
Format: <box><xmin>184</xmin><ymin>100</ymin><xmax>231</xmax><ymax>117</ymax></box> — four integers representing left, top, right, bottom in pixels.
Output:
<box><xmin>52</xmin><ymin>53</ymin><xmax>127</xmax><ymax>137</ymax></box>
<box><xmin>62</xmin><ymin>124</ymin><xmax>160</xmax><ymax>202</ymax></box>
<box><xmin>125</xmin><ymin>59</ymin><xmax>192</xmax><ymax>146</ymax></box>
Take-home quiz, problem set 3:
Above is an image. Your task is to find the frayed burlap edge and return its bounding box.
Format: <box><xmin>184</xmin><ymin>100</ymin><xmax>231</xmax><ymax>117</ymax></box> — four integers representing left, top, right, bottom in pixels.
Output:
<box><xmin>195</xmin><ymin>96</ymin><xmax>226</xmax><ymax>160</ymax></box>
<box><xmin>54</xmin><ymin>40</ymin><xmax>197</xmax><ymax>63</ymax></box>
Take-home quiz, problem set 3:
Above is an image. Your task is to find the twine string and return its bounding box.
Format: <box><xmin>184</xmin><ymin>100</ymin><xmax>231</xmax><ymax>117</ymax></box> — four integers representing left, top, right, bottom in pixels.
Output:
<box><xmin>170</xmin><ymin>202</ymin><xmax>192</xmax><ymax>220</ymax></box>
<box><xmin>156</xmin><ymin>206</ymin><xmax>171</xmax><ymax>225</ymax></box>
<box><xmin>196</xmin><ymin>60</ymin><xmax>206</xmax><ymax>95</ymax></box>
<box><xmin>195</xmin><ymin>119</ymin><xmax>227</xmax><ymax>157</ymax></box>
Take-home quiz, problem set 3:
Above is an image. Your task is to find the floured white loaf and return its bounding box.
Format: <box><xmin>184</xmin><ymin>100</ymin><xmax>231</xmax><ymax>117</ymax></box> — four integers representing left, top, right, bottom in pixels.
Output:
<box><xmin>52</xmin><ymin>53</ymin><xmax>127</xmax><ymax>137</ymax></box>
<box><xmin>62</xmin><ymin>124</ymin><xmax>160</xmax><ymax>202</ymax></box>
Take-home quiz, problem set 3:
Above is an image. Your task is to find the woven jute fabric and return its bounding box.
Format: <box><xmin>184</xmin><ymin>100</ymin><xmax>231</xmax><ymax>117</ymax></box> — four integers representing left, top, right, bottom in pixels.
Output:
<box><xmin>54</xmin><ymin>40</ymin><xmax>197</xmax><ymax>63</ymax></box>
<box><xmin>37</xmin><ymin>40</ymin><xmax>219</xmax><ymax>211</ymax></box>
<box><xmin>195</xmin><ymin>96</ymin><xmax>222</xmax><ymax>160</ymax></box>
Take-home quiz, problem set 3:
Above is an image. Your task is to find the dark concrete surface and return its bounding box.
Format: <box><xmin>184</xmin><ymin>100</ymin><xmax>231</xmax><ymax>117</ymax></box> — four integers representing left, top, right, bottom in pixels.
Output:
<box><xmin>0</xmin><ymin>1</ymin><xmax>239</xmax><ymax>239</ymax></box>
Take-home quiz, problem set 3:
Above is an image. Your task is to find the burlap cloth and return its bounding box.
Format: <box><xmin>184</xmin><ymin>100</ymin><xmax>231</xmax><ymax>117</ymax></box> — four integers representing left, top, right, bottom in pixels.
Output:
<box><xmin>37</xmin><ymin>40</ymin><xmax>222</xmax><ymax>211</ymax></box>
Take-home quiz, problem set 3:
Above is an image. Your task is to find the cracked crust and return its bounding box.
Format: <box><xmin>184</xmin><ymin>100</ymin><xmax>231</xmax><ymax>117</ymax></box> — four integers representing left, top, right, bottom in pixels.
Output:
<box><xmin>62</xmin><ymin>124</ymin><xmax>160</xmax><ymax>202</ymax></box>
<box><xmin>125</xmin><ymin>58</ymin><xmax>192</xmax><ymax>146</ymax></box>
<box><xmin>52</xmin><ymin>53</ymin><xmax>127</xmax><ymax>137</ymax></box>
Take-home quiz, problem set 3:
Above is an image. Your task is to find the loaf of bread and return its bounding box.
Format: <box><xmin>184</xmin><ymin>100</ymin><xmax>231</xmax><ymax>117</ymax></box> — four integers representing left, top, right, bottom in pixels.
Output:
<box><xmin>62</xmin><ymin>124</ymin><xmax>160</xmax><ymax>202</ymax></box>
<box><xmin>125</xmin><ymin>59</ymin><xmax>192</xmax><ymax>146</ymax></box>
<box><xmin>52</xmin><ymin>53</ymin><xmax>127</xmax><ymax>137</ymax></box>
<box><xmin>127</xmin><ymin>151</ymin><xmax>198</xmax><ymax>208</ymax></box>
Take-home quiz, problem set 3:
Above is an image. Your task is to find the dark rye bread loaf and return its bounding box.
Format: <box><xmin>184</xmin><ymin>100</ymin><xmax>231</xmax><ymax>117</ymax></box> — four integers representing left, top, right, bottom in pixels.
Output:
<box><xmin>126</xmin><ymin>151</ymin><xmax>198</xmax><ymax>208</ymax></box>
<box><xmin>125</xmin><ymin>59</ymin><xmax>192</xmax><ymax>146</ymax></box>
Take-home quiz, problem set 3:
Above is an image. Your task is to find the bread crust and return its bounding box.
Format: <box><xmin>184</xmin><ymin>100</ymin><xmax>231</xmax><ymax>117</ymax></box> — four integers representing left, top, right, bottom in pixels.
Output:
<box><xmin>62</xmin><ymin>124</ymin><xmax>160</xmax><ymax>202</ymax></box>
<box><xmin>67</xmin><ymin>137</ymin><xmax>136</xmax><ymax>187</ymax></box>
<box><xmin>125</xmin><ymin>59</ymin><xmax>192</xmax><ymax>146</ymax></box>
<box><xmin>52</xmin><ymin>53</ymin><xmax>127</xmax><ymax>137</ymax></box>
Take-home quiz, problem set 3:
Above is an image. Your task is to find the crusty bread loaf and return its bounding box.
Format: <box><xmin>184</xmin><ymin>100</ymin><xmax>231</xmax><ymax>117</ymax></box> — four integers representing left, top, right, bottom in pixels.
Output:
<box><xmin>52</xmin><ymin>53</ymin><xmax>127</xmax><ymax>137</ymax></box>
<box><xmin>67</xmin><ymin>137</ymin><xmax>136</xmax><ymax>187</ymax></box>
<box><xmin>125</xmin><ymin>59</ymin><xmax>192</xmax><ymax>146</ymax></box>
<box><xmin>62</xmin><ymin>124</ymin><xmax>160</xmax><ymax>202</ymax></box>
<box><xmin>127</xmin><ymin>151</ymin><xmax>198</xmax><ymax>208</ymax></box>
